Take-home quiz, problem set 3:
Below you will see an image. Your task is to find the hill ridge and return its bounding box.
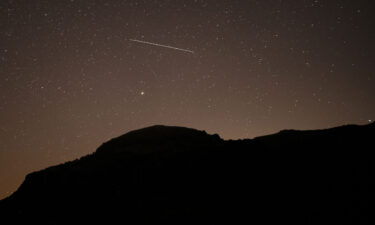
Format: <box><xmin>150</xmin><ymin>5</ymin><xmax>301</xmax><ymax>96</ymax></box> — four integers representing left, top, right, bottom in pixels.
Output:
<box><xmin>1</xmin><ymin>122</ymin><xmax>374</xmax><ymax>224</ymax></box>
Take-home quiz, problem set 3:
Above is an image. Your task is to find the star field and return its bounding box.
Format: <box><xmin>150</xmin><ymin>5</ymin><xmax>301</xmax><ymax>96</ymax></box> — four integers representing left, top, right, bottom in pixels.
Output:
<box><xmin>0</xmin><ymin>0</ymin><xmax>374</xmax><ymax>199</ymax></box>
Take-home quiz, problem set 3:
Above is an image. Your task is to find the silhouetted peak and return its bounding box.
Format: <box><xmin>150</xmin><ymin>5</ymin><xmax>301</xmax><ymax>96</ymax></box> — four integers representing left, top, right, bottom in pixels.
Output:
<box><xmin>95</xmin><ymin>125</ymin><xmax>222</xmax><ymax>154</ymax></box>
<box><xmin>2</xmin><ymin>123</ymin><xmax>375</xmax><ymax>225</ymax></box>
<box><xmin>119</xmin><ymin>125</ymin><xmax>210</xmax><ymax>139</ymax></box>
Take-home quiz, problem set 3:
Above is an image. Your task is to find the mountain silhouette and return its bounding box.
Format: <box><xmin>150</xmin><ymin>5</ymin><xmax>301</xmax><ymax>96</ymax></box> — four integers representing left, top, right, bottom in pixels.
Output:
<box><xmin>1</xmin><ymin>123</ymin><xmax>374</xmax><ymax>224</ymax></box>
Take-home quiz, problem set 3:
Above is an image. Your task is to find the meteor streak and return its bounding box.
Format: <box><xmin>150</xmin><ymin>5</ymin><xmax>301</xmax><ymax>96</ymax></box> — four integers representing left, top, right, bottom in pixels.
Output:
<box><xmin>129</xmin><ymin>39</ymin><xmax>194</xmax><ymax>54</ymax></box>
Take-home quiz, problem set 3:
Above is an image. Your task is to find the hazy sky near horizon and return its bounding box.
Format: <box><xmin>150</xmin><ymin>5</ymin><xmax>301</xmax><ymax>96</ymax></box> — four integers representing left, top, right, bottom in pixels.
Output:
<box><xmin>0</xmin><ymin>0</ymin><xmax>374</xmax><ymax>199</ymax></box>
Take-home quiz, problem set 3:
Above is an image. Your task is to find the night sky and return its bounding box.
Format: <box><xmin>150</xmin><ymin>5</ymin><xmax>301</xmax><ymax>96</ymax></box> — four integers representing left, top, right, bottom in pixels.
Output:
<box><xmin>1</xmin><ymin>0</ymin><xmax>374</xmax><ymax>199</ymax></box>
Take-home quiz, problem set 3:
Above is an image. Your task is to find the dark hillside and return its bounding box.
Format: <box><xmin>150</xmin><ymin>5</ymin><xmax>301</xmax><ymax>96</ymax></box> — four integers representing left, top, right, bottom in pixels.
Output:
<box><xmin>1</xmin><ymin>123</ymin><xmax>374</xmax><ymax>224</ymax></box>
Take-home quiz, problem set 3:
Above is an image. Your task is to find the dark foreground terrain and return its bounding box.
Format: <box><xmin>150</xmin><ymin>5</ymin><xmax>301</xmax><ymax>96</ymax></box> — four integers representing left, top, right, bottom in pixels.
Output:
<box><xmin>1</xmin><ymin>123</ymin><xmax>374</xmax><ymax>224</ymax></box>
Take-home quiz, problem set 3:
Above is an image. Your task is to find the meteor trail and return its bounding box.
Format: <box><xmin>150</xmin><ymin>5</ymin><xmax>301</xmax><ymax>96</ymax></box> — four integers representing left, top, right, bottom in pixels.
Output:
<box><xmin>129</xmin><ymin>39</ymin><xmax>194</xmax><ymax>54</ymax></box>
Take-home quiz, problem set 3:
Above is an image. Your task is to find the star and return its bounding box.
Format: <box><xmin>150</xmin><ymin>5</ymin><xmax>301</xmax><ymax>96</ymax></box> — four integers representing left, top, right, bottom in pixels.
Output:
<box><xmin>140</xmin><ymin>91</ymin><xmax>145</xmax><ymax>96</ymax></box>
